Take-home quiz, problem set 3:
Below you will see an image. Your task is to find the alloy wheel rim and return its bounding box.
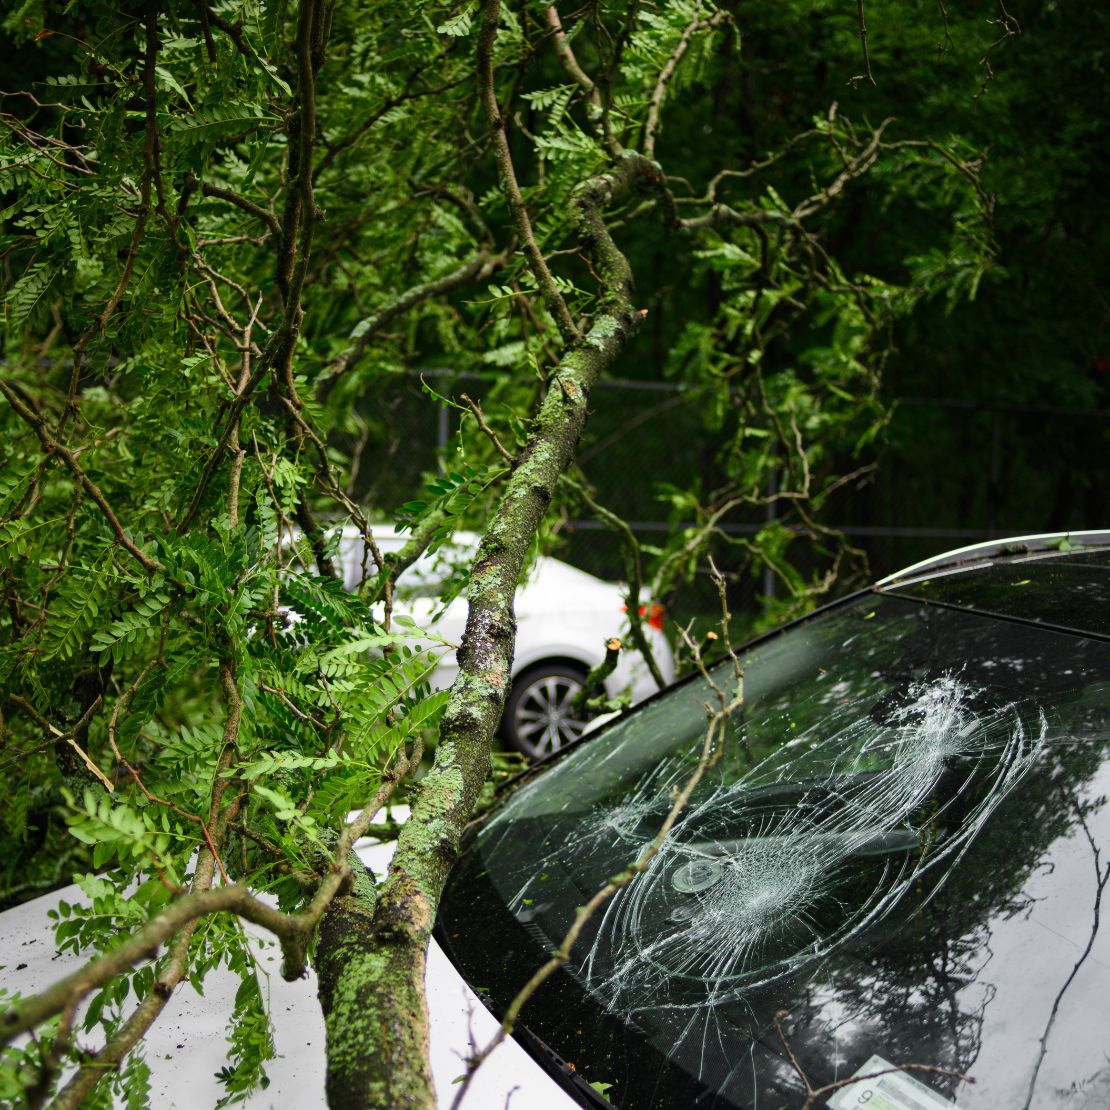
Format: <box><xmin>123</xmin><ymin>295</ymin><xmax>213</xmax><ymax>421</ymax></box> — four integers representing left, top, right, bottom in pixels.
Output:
<box><xmin>512</xmin><ymin>673</ymin><xmax>588</xmax><ymax>756</ymax></box>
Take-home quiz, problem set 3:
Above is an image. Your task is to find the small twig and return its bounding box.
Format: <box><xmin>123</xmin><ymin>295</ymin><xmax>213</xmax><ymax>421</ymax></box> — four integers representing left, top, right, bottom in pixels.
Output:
<box><xmin>644</xmin><ymin>10</ymin><xmax>728</xmax><ymax>159</ymax></box>
<box><xmin>855</xmin><ymin>0</ymin><xmax>877</xmax><ymax>86</ymax></box>
<box><xmin>0</xmin><ymin>693</ymin><xmax>105</xmax><ymax>772</ymax></box>
<box><xmin>106</xmin><ymin>661</ymin><xmax>229</xmax><ymax>885</ymax></box>
<box><xmin>460</xmin><ymin>392</ymin><xmax>515</xmax><ymax>464</ymax></box>
<box><xmin>193</xmin><ymin>178</ymin><xmax>281</xmax><ymax>238</ymax></box>
<box><xmin>974</xmin><ymin>0</ymin><xmax>1021</xmax><ymax>102</ymax></box>
<box><xmin>196</xmin><ymin>0</ymin><xmax>253</xmax><ymax>59</ymax></box>
<box><xmin>773</xmin><ymin>1010</ymin><xmax>972</xmax><ymax>1107</ymax></box>
<box><xmin>935</xmin><ymin>0</ymin><xmax>954</xmax><ymax>55</ymax></box>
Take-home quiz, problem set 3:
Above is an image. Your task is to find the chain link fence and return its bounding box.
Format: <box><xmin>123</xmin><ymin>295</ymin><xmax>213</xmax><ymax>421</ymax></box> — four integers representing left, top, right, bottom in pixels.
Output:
<box><xmin>351</xmin><ymin>370</ymin><xmax>1110</xmax><ymax>625</ymax></box>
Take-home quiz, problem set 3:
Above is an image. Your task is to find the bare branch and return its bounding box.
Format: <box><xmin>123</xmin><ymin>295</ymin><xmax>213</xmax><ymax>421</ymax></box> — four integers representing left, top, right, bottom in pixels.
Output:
<box><xmin>544</xmin><ymin>6</ymin><xmax>600</xmax><ymax>106</ymax></box>
<box><xmin>643</xmin><ymin>10</ymin><xmax>728</xmax><ymax>160</ymax></box>
<box><xmin>460</xmin><ymin>392</ymin><xmax>515</xmax><ymax>464</ymax></box>
<box><xmin>772</xmin><ymin>1010</ymin><xmax>972</xmax><ymax>1108</ymax></box>
<box><xmin>792</xmin><ymin>119</ymin><xmax>892</xmax><ymax>220</ymax></box>
<box><xmin>678</xmin><ymin>203</ymin><xmax>797</xmax><ymax>233</ymax></box>
<box><xmin>855</xmin><ymin>0</ymin><xmax>877</xmax><ymax>86</ymax></box>
<box><xmin>0</xmin><ymin>380</ymin><xmax>162</xmax><ymax>573</ymax></box>
<box><xmin>478</xmin><ymin>0</ymin><xmax>579</xmax><ymax>341</ymax></box>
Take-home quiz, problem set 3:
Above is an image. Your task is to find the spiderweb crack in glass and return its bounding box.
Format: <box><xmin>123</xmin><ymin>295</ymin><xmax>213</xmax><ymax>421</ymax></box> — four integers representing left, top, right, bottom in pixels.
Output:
<box><xmin>489</xmin><ymin>675</ymin><xmax>1046</xmax><ymax>1031</ymax></box>
<box><xmin>589</xmin><ymin>677</ymin><xmax>1045</xmax><ymax>1016</ymax></box>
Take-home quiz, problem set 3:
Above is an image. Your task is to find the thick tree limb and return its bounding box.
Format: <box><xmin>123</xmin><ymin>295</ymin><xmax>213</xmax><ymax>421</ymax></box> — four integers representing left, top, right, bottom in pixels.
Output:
<box><xmin>314</xmin><ymin>148</ymin><xmax>661</xmax><ymax>1110</ymax></box>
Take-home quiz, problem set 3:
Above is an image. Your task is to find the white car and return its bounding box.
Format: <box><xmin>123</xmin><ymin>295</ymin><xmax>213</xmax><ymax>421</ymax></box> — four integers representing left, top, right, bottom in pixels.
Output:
<box><xmin>11</xmin><ymin>532</ymin><xmax>1108</xmax><ymax>1109</ymax></box>
<box><xmin>336</xmin><ymin>526</ymin><xmax>675</xmax><ymax>759</ymax></box>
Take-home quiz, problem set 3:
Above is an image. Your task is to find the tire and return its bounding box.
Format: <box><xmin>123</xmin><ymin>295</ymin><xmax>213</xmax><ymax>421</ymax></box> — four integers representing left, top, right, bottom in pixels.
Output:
<box><xmin>500</xmin><ymin>663</ymin><xmax>591</xmax><ymax>760</ymax></box>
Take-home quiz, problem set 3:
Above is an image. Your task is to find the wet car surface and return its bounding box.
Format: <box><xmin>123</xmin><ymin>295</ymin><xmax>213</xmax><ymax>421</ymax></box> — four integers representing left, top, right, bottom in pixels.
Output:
<box><xmin>437</xmin><ymin>541</ymin><xmax>1110</xmax><ymax>1108</ymax></box>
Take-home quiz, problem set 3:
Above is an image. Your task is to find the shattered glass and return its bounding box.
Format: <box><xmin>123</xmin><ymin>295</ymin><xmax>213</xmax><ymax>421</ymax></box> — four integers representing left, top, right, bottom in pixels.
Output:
<box><xmin>439</xmin><ymin>592</ymin><xmax>1110</xmax><ymax>1108</ymax></box>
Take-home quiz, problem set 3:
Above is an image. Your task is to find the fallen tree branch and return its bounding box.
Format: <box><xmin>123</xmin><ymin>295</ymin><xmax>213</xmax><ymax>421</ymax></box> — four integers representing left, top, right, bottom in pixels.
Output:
<box><xmin>314</xmin><ymin>138</ymin><xmax>665</xmax><ymax>1108</ymax></box>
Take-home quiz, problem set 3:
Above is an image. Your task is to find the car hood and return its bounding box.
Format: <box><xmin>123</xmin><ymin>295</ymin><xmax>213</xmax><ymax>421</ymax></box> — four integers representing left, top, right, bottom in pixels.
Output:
<box><xmin>0</xmin><ymin>818</ymin><xmax>576</xmax><ymax>1109</ymax></box>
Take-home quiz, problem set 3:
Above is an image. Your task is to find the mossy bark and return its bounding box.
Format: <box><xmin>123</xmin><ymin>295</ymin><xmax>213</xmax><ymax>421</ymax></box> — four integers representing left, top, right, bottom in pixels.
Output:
<box><xmin>313</xmin><ymin>153</ymin><xmax>662</xmax><ymax>1109</ymax></box>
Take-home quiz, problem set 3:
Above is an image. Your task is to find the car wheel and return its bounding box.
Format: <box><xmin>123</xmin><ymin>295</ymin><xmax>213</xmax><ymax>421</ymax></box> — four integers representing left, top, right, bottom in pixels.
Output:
<box><xmin>501</xmin><ymin>663</ymin><xmax>591</xmax><ymax>760</ymax></box>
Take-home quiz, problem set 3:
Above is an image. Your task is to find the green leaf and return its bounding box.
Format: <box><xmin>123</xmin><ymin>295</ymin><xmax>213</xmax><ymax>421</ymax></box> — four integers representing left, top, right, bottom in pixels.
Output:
<box><xmin>436</xmin><ymin>5</ymin><xmax>475</xmax><ymax>36</ymax></box>
<box><xmin>4</xmin><ymin>261</ymin><xmax>59</xmax><ymax>327</ymax></box>
<box><xmin>42</xmin><ymin>558</ymin><xmax>114</xmax><ymax>661</ymax></box>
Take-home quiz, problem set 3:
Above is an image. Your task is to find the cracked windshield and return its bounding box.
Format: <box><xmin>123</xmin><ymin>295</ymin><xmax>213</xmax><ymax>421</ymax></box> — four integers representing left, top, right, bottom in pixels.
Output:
<box><xmin>441</xmin><ymin>592</ymin><xmax>1110</xmax><ymax>1108</ymax></box>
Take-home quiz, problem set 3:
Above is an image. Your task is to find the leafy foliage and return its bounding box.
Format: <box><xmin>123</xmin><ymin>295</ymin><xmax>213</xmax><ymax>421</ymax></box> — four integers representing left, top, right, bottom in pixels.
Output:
<box><xmin>0</xmin><ymin>0</ymin><xmax>1020</xmax><ymax>1103</ymax></box>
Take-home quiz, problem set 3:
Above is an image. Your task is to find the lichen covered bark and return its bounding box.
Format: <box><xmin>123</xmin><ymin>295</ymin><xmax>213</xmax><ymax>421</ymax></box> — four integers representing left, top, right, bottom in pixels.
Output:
<box><xmin>313</xmin><ymin>153</ymin><xmax>662</xmax><ymax>1109</ymax></box>
<box><xmin>315</xmin><ymin>863</ymin><xmax>436</xmax><ymax>1110</ymax></box>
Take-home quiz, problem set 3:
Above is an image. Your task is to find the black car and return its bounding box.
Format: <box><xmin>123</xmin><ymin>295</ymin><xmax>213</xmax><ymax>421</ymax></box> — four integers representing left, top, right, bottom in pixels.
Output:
<box><xmin>437</xmin><ymin>533</ymin><xmax>1110</xmax><ymax>1109</ymax></box>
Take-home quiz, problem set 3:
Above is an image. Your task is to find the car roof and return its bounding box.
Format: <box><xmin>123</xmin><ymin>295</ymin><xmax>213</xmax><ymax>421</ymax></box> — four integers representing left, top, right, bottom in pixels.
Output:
<box><xmin>878</xmin><ymin>530</ymin><xmax>1110</xmax><ymax>641</ymax></box>
<box><xmin>877</xmin><ymin>529</ymin><xmax>1110</xmax><ymax>585</ymax></box>
<box><xmin>338</xmin><ymin>524</ymin><xmax>617</xmax><ymax>599</ymax></box>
